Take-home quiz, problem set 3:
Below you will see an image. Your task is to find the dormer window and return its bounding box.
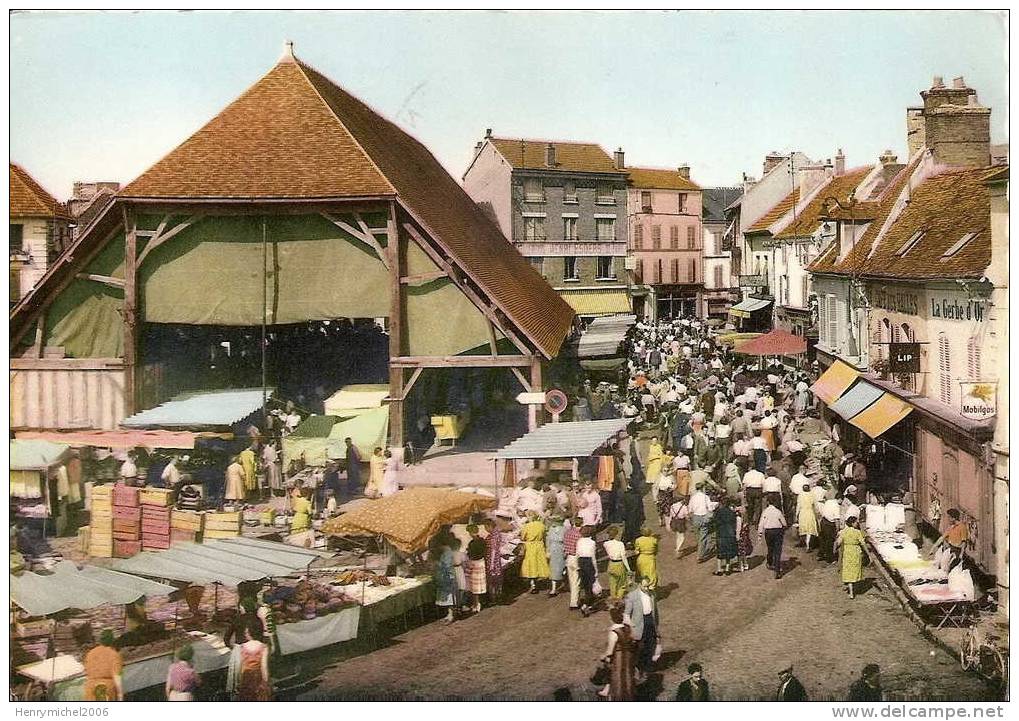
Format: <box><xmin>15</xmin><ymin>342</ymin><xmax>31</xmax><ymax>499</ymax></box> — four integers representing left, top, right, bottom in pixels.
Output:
<box><xmin>941</xmin><ymin>231</ymin><xmax>982</xmax><ymax>260</ymax></box>
<box><xmin>895</xmin><ymin>229</ymin><xmax>925</xmax><ymax>257</ymax></box>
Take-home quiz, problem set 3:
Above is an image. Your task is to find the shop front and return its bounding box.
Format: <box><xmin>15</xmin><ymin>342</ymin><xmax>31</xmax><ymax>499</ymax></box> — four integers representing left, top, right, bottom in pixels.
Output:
<box><xmin>654</xmin><ymin>285</ymin><xmax>700</xmax><ymax>320</ymax></box>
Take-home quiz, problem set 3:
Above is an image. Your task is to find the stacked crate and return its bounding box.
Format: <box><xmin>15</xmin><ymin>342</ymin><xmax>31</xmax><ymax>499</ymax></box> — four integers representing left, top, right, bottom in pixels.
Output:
<box><xmin>140</xmin><ymin>488</ymin><xmax>174</xmax><ymax>550</ymax></box>
<box><xmin>170</xmin><ymin>510</ymin><xmax>204</xmax><ymax>544</ymax></box>
<box><xmin>89</xmin><ymin>485</ymin><xmax>113</xmax><ymax>558</ymax></box>
<box><xmin>112</xmin><ymin>484</ymin><xmax>142</xmax><ymax>558</ymax></box>
<box><xmin>203</xmin><ymin>510</ymin><xmax>242</xmax><ymax>539</ymax></box>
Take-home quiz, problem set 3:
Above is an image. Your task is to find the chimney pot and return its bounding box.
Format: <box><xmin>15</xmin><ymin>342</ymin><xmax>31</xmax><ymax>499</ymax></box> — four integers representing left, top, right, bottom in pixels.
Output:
<box><xmin>953</xmin><ymin>76</ymin><xmax>966</xmax><ymax>89</ymax></box>
<box><xmin>614</xmin><ymin>148</ymin><xmax>625</xmax><ymax>170</ymax></box>
<box><xmin>280</xmin><ymin>40</ymin><xmax>296</xmax><ymax>63</ymax></box>
<box><xmin>546</xmin><ymin>142</ymin><xmax>556</xmax><ymax>167</ymax></box>
<box><xmin>485</xmin><ymin>128</ymin><xmax>492</xmax><ymax>138</ymax></box>
<box><xmin>932</xmin><ymin>75</ymin><xmax>945</xmax><ymax>88</ymax></box>
<box><xmin>677</xmin><ymin>164</ymin><xmax>690</xmax><ymax>179</ymax></box>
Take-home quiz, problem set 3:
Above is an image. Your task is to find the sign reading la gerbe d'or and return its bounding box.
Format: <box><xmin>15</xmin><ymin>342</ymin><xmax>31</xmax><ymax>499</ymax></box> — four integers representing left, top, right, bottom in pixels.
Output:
<box><xmin>870</xmin><ymin>288</ymin><xmax>988</xmax><ymax>323</ymax></box>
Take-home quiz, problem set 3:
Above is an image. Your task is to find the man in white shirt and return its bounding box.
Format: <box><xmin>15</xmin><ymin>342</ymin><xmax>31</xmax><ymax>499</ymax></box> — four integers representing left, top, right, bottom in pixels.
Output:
<box><xmin>575</xmin><ymin>530</ymin><xmax>599</xmax><ymax>616</ymax></box>
<box><xmin>758</xmin><ymin>496</ymin><xmax>788</xmax><ymax>579</ymax></box>
<box><xmin>710</xmin><ymin>355</ymin><xmax>724</xmax><ymax>371</ymax></box>
<box><xmin>688</xmin><ymin>484</ymin><xmax>718</xmax><ymax>562</ymax></box>
<box><xmin>742</xmin><ymin>468</ymin><xmax>765</xmax><ymax>524</ymax></box>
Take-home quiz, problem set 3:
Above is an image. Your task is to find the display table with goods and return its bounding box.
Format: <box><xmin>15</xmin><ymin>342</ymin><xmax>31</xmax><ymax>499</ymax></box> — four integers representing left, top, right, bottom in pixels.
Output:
<box><xmin>865</xmin><ymin>505</ymin><xmax>975</xmax><ymax>629</ymax></box>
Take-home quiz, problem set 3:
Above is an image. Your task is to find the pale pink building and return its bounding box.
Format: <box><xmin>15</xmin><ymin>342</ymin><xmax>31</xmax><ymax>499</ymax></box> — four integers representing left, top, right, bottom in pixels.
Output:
<box><xmin>626</xmin><ymin>165</ymin><xmax>703</xmax><ymax>319</ymax></box>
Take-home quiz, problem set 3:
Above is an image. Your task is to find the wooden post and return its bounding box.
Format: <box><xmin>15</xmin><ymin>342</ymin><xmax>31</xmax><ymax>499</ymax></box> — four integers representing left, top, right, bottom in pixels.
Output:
<box><xmin>122</xmin><ymin>204</ymin><xmax>138</xmax><ymax>415</ymax></box>
<box><xmin>528</xmin><ymin>356</ymin><xmax>543</xmax><ymax>431</ymax></box>
<box><xmin>387</xmin><ymin>202</ymin><xmax>405</xmax><ymax>449</ymax></box>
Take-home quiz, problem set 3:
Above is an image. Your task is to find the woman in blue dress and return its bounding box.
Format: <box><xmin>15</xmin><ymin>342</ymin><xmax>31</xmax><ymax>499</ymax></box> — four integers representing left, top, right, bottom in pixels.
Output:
<box><xmin>546</xmin><ymin>516</ymin><xmax>567</xmax><ymax>597</ymax></box>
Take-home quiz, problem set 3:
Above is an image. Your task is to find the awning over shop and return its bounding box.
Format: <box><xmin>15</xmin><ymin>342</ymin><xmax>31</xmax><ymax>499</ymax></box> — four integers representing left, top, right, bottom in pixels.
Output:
<box><xmin>11</xmin><ymin>561</ymin><xmax>177</xmax><ymax>617</ymax></box>
<box><xmin>559</xmin><ymin>289</ymin><xmax>631</xmax><ymax>317</ymax></box>
<box><xmin>321</xmin><ymin>487</ymin><xmax>497</xmax><ymax>554</ymax></box>
<box><xmin>10</xmin><ymin>440</ymin><xmax>71</xmax><ymax>471</ymax></box>
<box><xmin>811</xmin><ymin>361</ymin><xmax>860</xmax><ymax>405</ymax></box>
<box><xmin>850</xmin><ymin>393</ymin><xmax>914</xmax><ymax>438</ymax></box>
<box><xmin>121</xmin><ymin>388</ymin><xmax>271</xmax><ymax>429</ymax></box>
<box><xmin>495</xmin><ymin>418</ymin><xmax>630</xmax><ymax>460</ymax></box>
<box><xmin>828</xmin><ymin>381</ymin><xmax>884</xmax><ymax>420</ymax></box>
<box><xmin>578</xmin><ymin>314</ymin><xmax>636</xmax><ymax>358</ymax></box>
<box><xmin>282</xmin><ymin>406</ymin><xmax>389</xmax><ymax>468</ymax></box>
<box><xmin>323</xmin><ymin>384</ymin><xmax>389</xmax><ymax>418</ymax></box>
<box><xmin>728</xmin><ymin>297</ymin><xmax>772</xmax><ymax>318</ymax></box>
<box><xmin>110</xmin><ymin>537</ymin><xmax>332</xmax><ymax>587</ymax></box>
<box><xmin>15</xmin><ymin>429</ymin><xmax>207</xmax><ymax>450</ymax></box>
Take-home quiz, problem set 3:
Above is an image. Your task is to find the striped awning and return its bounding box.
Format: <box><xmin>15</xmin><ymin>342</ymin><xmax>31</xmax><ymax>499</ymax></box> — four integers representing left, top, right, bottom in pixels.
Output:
<box><xmin>728</xmin><ymin>297</ymin><xmax>772</xmax><ymax>318</ymax></box>
<box><xmin>819</xmin><ymin>372</ymin><xmax>914</xmax><ymax>439</ymax></box>
<box><xmin>811</xmin><ymin>361</ymin><xmax>860</xmax><ymax>405</ymax></box>
<box><xmin>558</xmin><ymin>289</ymin><xmax>631</xmax><ymax>317</ymax></box>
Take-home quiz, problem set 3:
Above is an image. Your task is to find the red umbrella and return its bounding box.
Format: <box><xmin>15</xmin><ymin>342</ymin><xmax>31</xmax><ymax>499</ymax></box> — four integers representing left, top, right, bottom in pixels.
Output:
<box><xmin>734</xmin><ymin>329</ymin><xmax>807</xmax><ymax>356</ymax></box>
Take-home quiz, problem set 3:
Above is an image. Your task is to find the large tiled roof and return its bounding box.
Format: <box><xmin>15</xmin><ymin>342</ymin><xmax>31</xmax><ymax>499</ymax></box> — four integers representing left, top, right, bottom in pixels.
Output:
<box><xmin>746</xmin><ymin>187</ymin><xmax>800</xmax><ymax>234</ymax></box>
<box><xmin>808</xmin><ymin>161</ymin><xmax>992</xmax><ymax>280</ymax></box>
<box><xmin>627</xmin><ymin>167</ymin><xmax>700</xmax><ymax>191</ymax></box>
<box><xmin>14</xmin><ymin>53</ymin><xmax>575</xmax><ymax>358</ymax></box>
<box><xmin>10</xmin><ymin>164</ymin><xmax>69</xmax><ymax>219</ymax></box>
<box><xmin>774</xmin><ymin>166</ymin><xmax>872</xmax><ymax>239</ymax></box>
<box><xmin>489</xmin><ymin>137</ymin><xmax>621</xmax><ymax>174</ymax></box>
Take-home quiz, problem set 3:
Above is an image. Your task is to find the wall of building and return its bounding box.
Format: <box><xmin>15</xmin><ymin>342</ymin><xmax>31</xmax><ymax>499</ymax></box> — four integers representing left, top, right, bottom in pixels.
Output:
<box><xmin>462</xmin><ymin>142</ymin><xmax>515</xmax><ymax>238</ymax></box>
<box><xmin>11</xmin><ymin>217</ymin><xmax>66</xmax><ymax>301</ymax></box>
<box><xmin>9</xmin><ymin>361</ymin><xmax>127</xmax><ymax>430</ymax></box>
<box><xmin>535</xmin><ymin>255</ymin><xmax>624</xmax><ymax>287</ymax></box>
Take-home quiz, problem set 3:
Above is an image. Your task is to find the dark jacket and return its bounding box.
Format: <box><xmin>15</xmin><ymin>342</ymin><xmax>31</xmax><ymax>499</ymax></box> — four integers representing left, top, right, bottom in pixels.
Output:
<box><xmin>847</xmin><ymin>678</ymin><xmax>882</xmax><ymax>702</ymax></box>
<box><xmin>777</xmin><ymin>676</ymin><xmax>808</xmax><ymax>701</ymax></box>
<box><xmin>675</xmin><ymin>678</ymin><xmax>710</xmax><ymax>701</ymax></box>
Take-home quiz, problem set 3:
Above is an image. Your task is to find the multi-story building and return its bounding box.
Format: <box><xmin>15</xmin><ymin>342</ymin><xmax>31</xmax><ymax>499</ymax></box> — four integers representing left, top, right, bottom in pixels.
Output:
<box><xmin>701</xmin><ymin>187</ymin><xmax>742</xmax><ymax>320</ymax></box>
<box><xmin>808</xmin><ymin>76</ymin><xmax>1006</xmax><ymax>591</ymax></box>
<box><xmin>727</xmin><ymin>151</ymin><xmax>814</xmax><ymax>330</ymax></box>
<box><xmin>463</xmin><ymin>132</ymin><xmax>630</xmax><ymax>321</ymax></box>
<box><xmin>9</xmin><ymin>163</ymin><xmax>72</xmax><ymax>305</ymax></box>
<box><xmin>626</xmin><ymin>165</ymin><xmax>702</xmax><ymax>320</ymax></box>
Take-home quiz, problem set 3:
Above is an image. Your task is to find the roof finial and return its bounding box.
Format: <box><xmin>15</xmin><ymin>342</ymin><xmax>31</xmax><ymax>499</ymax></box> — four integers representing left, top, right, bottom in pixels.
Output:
<box><xmin>280</xmin><ymin>40</ymin><xmax>296</xmax><ymax>63</ymax></box>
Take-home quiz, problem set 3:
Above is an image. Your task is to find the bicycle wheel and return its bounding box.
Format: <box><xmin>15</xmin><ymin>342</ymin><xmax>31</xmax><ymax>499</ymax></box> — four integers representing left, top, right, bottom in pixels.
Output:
<box><xmin>960</xmin><ymin>633</ymin><xmax>977</xmax><ymax>671</ymax></box>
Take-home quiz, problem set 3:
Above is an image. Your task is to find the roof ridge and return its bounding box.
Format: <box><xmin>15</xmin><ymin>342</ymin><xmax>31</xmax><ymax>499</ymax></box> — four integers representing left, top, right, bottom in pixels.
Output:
<box><xmin>292</xmin><ymin>58</ymin><xmax>397</xmax><ymax>196</ymax></box>
<box><xmin>490</xmin><ymin>135</ymin><xmax>608</xmax><ymax>149</ymax></box>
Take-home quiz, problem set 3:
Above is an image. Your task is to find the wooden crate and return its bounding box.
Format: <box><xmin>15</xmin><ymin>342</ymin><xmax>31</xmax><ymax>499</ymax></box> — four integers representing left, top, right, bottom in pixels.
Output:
<box><xmin>78</xmin><ymin>525</ymin><xmax>90</xmax><ymax>552</ymax></box>
<box><xmin>113</xmin><ymin>540</ymin><xmax>142</xmax><ymax>558</ymax></box>
<box><xmin>113</xmin><ymin>506</ymin><xmax>141</xmax><ymax>521</ymax></box>
<box><xmin>206</xmin><ymin>511</ymin><xmax>241</xmax><ymax>524</ymax></box>
<box><xmin>170</xmin><ymin>528</ymin><xmax>197</xmax><ymax>544</ymax></box>
<box><xmin>203</xmin><ymin>528</ymin><xmax>241</xmax><ymax>539</ymax></box>
<box><xmin>89</xmin><ymin>544</ymin><xmax>113</xmax><ymax>558</ymax></box>
<box><xmin>112</xmin><ymin>484</ymin><xmax>140</xmax><ymax>507</ymax></box>
<box><xmin>91</xmin><ymin>485</ymin><xmax>113</xmax><ymax>498</ymax></box>
<box><xmin>171</xmin><ymin>511</ymin><xmax>204</xmax><ymax>532</ymax></box>
<box><xmin>139</xmin><ymin>488</ymin><xmax>175</xmax><ymax>507</ymax></box>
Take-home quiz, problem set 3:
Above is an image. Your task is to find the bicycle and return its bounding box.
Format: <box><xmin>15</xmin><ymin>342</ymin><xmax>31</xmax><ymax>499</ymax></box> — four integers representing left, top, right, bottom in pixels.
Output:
<box><xmin>959</xmin><ymin>608</ymin><xmax>1008</xmax><ymax>686</ymax></box>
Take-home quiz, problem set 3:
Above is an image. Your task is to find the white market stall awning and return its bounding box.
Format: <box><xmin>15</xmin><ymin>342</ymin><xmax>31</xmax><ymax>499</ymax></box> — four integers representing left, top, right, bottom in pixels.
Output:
<box><xmin>323</xmin><ymin>384</ymin><xmax>389</xmax><ymax>417</ymax></box>
<box><xmin>578</xmin><ymin>314</ymin><xmax>636</xmax><ymax>359</ymax></box>
<box><xmin>495</xmin><ymin>418</ymin><xmax>630</xmax><ymax>460</ymax></box>
<box><xmin>11</xmin><ymin>561</ymin><xmax>177</xmax><ymax>617</ymax></box>
<box><xmin>728</xmin><ymin>297</ymin><xmax>773</xmax><ymax>318</ymax></box>
<box><xmin>10</xmin><ymin>439</ymin><xmax>71</xmax><ymax>471</ymax></box>
<box><xmin>110</xmin><ymin>537</ymin><xmax>333</xmax><ymax>587</ymax></box>
<box><xmin>121</xmin><ymin>388</ymin><xmax>272</xmax><ymax>429</ymax></box>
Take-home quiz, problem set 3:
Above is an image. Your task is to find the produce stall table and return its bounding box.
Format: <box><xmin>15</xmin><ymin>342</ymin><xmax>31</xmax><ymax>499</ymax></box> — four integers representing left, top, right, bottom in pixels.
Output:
<box><xmin>48</xmin><ymin>632</ymin><xmax>231</xmax><ymax>701</ymax></box>
<box><xmin>275</xmin><ymin>606</ymin><xmax>361</xmax><ymax>656</ymax></box>
<box><xmin>335</xmin><ymin>575</ymin><xmax>434</xmax><ymax>627</ymax></box>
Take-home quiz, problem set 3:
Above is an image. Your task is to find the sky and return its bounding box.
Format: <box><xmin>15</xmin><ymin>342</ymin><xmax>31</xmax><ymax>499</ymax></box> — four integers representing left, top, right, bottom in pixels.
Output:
<box><xmin>9</xmin><ymin>10</ymin><xmax>1009</xmax><ymax>200</ymax></box>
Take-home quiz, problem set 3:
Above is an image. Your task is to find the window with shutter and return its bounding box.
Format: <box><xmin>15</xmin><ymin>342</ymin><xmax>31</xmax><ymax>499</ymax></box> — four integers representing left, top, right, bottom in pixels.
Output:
<box><xmin>641</xmin><ymin>191</ymin><xmax>652</xmax><ymax>212</ymax></box>
<box><xmin>671</xmin><ymin>258</ymin><xmax>679</xmax><ymax>282</ymax></box>
<box><xmin>939</xmin><ymin>333</ymin><xmax>952</xmax><ymax>405</ymax></box>
<box><xmin>523</xmin><ymin>178</ymin><xmax>544</xmax><ymax>202</ymax></box>
<box><xmin>714</xmin><ymin>265</ymin><xmax>723</xmax><ymax>288</ymax></box>
<box><xmin>635</xmin><ymin>259</ymin><xmax>643</xmax><ymax>281</ymax></box>
<box><xmin>655</xmin><ymin>259</ymin><xmax>663</xmax><ymax>284</ymax></box>
<box><xmin>801</xmin><ymin>276</ymin><xmax>809</xmax><ymax>308</ymax></box>
<box><xmin>827</xmin><ymin>296</ymin><xmax>838</xmax><ymax>347</ymax></box>
<box><xmin>688</xmin><ymin>258</ymin><xmax>697</xmax><ymax>282</ymax></box>
<box><xmin>687</xmin><ymin>226</ymin><xmax>696</xmax><ymax>249</ymax></box>
<box><xmin>967</xmin><ymin>337</ymin><xmax>981</xmax><ymax>379</ymax></box>
<box><xmin>634</xmin><ymin>224</ymin><xmax>643</xmax><ymax>249</ymax></box>
<box><xmin>670</xmin><ymin>226</ymin><xmax>679</xmax><ymax>248</ymax></box>
<box><xmin>652</xmin><ymin>225</ymin><xmax>662</xmax><ymax>249</ymax></box>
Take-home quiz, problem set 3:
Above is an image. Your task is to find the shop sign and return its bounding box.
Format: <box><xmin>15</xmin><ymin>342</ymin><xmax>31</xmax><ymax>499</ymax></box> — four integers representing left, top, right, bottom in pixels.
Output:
<box><xmin>870</xmin><ymin>287</ymin><xmax>919</xmax><ymax>315</ymax></box>
<box><xmin>930</xmin><ymin>296</ymin><xmax>987</xmax><ymax>322</ymax></box>
<box><xmin>889</xmin><ymin>342</ymin><xmax>920</xmax><ymax>373</ymax></box>
<box><xmin>959</xmin><ymin>382</ymin><xmax>996</xmax><ymax>420</ymax></box>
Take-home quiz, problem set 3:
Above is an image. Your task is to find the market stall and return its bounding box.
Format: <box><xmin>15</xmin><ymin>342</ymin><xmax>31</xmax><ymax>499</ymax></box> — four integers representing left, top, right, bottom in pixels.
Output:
<box><xmin>323</xmin><ymin>384</ymin><xmax>390</xmax><ymax>418</ymax></box>
<box><xmin>282</xmin><ymin>405</ymin><xmax>389</xmax><ymax>469</ymax></box>
<box><xmin>10</xmin><ymin>439</ymin><xmax>73</xmax><ymax>537</ymax></box>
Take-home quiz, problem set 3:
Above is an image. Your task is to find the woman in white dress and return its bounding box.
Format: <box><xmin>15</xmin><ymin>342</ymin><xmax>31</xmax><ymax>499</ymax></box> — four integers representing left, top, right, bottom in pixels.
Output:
<box><xmin>380</xmin><ymin>449</ymin><xmax>400</xmax><ymax>497</ymax></box>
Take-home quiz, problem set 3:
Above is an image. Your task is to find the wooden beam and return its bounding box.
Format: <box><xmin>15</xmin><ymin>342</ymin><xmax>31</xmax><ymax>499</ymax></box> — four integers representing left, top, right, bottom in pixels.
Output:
<box><xmin>387</xmin><ymin>201</ymin><xmax>405</xmax><ymax>448</ymax></box>
<box><xmin>529</xmin><ymin>356</ymin><xmax>543</xmax><ymax>430</ymax></box>
<box><xmin>486</xmin><ymin>320</ymin><xmax>499</xmax><ymax>356</ymax></box>
<box><xmin>403</xmin><ymin>367</ymin><xmax>424</xmax><ymax>399</ymax></box>
<box><xmin>10</xmin><ymin>357</ymin><xmax>125</xmax><ymax>370</ymax></box>
<box><xmin>401</xmin><ymin>221</ymin><xmax>533</xmax><ymax>357</ymax></box>
<box><xmin>321</xmin><ymin>211</ymin><xmax>390</xmax><ymax>269</ymax></box>
<box><xmin>33</xmin><ymin>320</ymin><xmax>44</xmax><ymax>359</ymax></box>
<box><xmin>510</xmin><ymin>367</ymin><xmax>532</xmax><ymax>392</ymax></box>
<box><xmin>75</xmin><ymin>273</ymin><xmax>125</xmax><ymax>289</ymax></box>
<box><xmin>136</xmin><ymin>214</ymin><xmax>203</xmax><ymax>268</ymax></box>
<box><xmin>391</xmin><ymin>355</ymin><xmax>533</xmax><ymax>368</ymax></box>
<box><xmin>400</xmin><ymin>270</ymin><xmax>447</xmax><ymax>285</ymax></box>
<box><xmin>122</xmin><ymin>204</ymin><xmax>139</xmax><ymax>415</ymax></box>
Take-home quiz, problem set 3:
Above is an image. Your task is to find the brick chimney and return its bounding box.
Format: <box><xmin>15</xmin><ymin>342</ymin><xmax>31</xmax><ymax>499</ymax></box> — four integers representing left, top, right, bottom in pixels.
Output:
<box><xmin>879</xmin><ymin>149</ymin><xmax>898</xmax><ymax>166</ymax></box>
<box><xmin>906</xmin><ymin>107</ymin><xmax>926</xmax><ymax>158</ymax></box>
<box><xmin>834</xmin><ymin>148</ymin><xmax>846</xmax><ymax>175</ymax></box>
<box><xmin>614</xmin><ymin>147</ymin><xmax>625</xmax><ymax>170</ymax></box>
<box><xmin>922</xmin><ymin>76</ymin><xmax>991</xmax><ymax>167</ymax></box>
<box><xmin>545</xmin><ymin>143</ymin><xmax>557</xmax><ymax>167</ymax></box>
<box><xmin>485</xmin><ymin>128</ymin><xmax>492</xmax><ymax>139</ymax></box>
<box><xmin>797</xmin><ymin>162</ymin><xmax>830</xmax><ymax>200</ymax></box>
<box><xmin>762</xmin><ymin>151</ymin><xmax>787</xmax><ymax>176</ymax></box>
<box><xmin>677</xmin><ymin>164</ymin><xmax>690</xmax><ymax>180</ymax></box>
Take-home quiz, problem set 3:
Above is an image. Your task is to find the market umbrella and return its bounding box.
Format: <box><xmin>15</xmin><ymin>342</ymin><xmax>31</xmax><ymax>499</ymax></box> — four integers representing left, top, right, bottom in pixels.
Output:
<box><xmin>733</xmin><ymin>329</ymin><xmax>807</xmax><ymax>356</ymax></box>
<box><xmin>321</xmin><ymin>487</ymin><xmax>496</xmax><ymax>554</ymax></box>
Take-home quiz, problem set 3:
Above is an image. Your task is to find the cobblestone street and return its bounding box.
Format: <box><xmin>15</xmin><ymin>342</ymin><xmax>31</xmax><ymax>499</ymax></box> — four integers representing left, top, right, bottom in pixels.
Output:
<box><xmin>301</xmin><ymin>496</ymin><xmax>995</xmax><ymax>701</ymax></box>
